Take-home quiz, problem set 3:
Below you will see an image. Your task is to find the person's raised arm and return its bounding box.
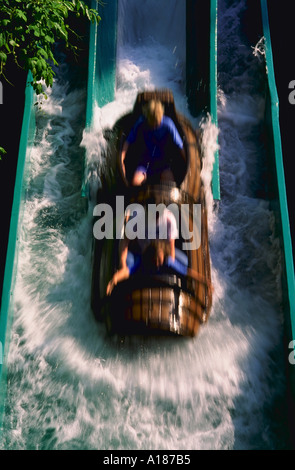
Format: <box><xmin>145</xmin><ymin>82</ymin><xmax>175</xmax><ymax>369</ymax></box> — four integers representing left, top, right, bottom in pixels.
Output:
<box><xmin>106</xmin><ymin>237</ymin><xmax>130</xmax><ymax>295</ymax></box>
<box><xmin>119</xmin><ymin>237</ymin><xmax>129</xmax><ymax>268</ymax></box>
<box><xmin>106</xmin><ymin>265</ymin><xmax>130</xmax><ymax>295</ymax></box>
<box><xmin>121</xmin><ymin>141</ymin><xmax>129</xmax><ymax>178</ymax></box>
<box><xmin>169</xmin><ymin>238</ymin><xmax>175</xmax><ymax>260</ymax></box>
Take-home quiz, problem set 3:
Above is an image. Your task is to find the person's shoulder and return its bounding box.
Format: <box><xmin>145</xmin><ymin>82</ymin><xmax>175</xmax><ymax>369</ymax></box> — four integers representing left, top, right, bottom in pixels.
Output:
<box><xmin>130</xmin><ymin>115</ymin><xmax>145</xmax><ymax>133</ymax></box>
<box><xmin>127</xmin><ymin>115</ymin><xmax>145</xmax><ymax>142</ymax></box>
<box><xmin>162</xmin><ymin>116</ymin><xmax>179</xmax><ymax>133</ymax></box>
<box><xmin>134</xmin><ymin>115</ymin><xmax>145</xmax><ymax>128</ymax></box>
<box><xmin>162</xmin><ymin>115</ymin><xmax>174</xmax><ymax>127</ymax></box>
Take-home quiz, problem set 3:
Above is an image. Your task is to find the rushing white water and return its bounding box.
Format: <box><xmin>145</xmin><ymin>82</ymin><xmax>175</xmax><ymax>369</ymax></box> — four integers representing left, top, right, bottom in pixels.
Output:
<box><xmin>0</xmin><ymin>0</ymin><xmax>289</xmax><ymax>450</ymax></box>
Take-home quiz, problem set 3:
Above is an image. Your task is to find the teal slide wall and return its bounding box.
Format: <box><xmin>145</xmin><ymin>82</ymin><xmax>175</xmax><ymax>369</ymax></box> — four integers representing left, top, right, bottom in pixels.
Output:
<box><xmin>260</xmin><ymin>0</ymin><xmax>295</xmax><ymax>415</ymax></box>
<box><xmin>82</xmin><ymin>0</ymin><xmax>118</xmax><ymax>198</ymax></box>
<box><xmin>186</xmin><ymin>0</ymin><xmax>220</xmax><ymax>200</ymax></box>
<box><xmin>86</xmin><ymin>0</ymin><xmax>118</xmax><ymax>129</ymax></box>
<box><xmin>209</xmin><ymin>0</ymin><xmax>220</xmax><ymax>201</ymax></box>
<box><xmin>0</xmin><ymin>75</ymin><xmax>36</xmax><ymax>431</ymax></box>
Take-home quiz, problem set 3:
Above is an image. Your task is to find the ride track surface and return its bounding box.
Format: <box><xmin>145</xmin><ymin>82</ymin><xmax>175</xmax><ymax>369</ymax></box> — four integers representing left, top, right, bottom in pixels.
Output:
<box><xmin>0</xmin><ymin>0</ymin><xmax>295</xmax><ymax>451</ymax></box>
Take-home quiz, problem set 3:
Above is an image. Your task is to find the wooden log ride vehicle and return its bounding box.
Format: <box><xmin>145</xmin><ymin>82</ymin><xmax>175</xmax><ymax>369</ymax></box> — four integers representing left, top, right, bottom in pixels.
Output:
<box><xmin>91</xmin><ymin>89</ymin><xmax>212</xmax><ymax>337</ymax></box>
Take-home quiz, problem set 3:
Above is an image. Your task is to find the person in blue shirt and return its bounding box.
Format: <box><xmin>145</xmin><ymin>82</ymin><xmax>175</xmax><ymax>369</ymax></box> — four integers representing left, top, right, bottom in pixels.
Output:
<box><xmin>121</xmin><ymin>100</ymin><xmax>184</xmax><ymax>185</ymax></box>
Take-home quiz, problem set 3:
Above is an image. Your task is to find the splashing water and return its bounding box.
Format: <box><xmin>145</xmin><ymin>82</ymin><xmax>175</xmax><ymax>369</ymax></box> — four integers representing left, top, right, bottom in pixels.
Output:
<box><xmin>0</xmin><ymin>0</ymin><xmax>289</xmax><ymax>450</ymax></box>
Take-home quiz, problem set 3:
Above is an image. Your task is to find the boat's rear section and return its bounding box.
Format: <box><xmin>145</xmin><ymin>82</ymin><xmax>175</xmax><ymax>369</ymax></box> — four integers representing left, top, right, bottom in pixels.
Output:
<box><xmin>105</xmin><ymin>276</ymin><xmax>209</xmax><ymax>337</ymax></box>
<box><xmin>94</xmin><ymin>185</ymin><xmax>212</xmax><ymax>337</ymax></box>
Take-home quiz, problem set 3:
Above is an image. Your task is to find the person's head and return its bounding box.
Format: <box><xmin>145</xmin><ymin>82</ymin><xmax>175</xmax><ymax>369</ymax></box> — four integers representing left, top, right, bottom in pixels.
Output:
<box><xmin>142</xmin><ymin>240</ymin><xmax>171</xmax><ymax>271</ymax></box>
<box><xmin>142</xmin><ymin>100</ymin><xmax>164</xmax><ymax>128</ymax></box>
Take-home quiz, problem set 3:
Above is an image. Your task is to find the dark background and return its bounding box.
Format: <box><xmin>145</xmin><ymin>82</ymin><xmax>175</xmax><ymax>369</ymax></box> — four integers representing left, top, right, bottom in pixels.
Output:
<box><xmin>0</xmin><ymin>2</ymin><xmax>295</xmax><ymax>304</ymax></box>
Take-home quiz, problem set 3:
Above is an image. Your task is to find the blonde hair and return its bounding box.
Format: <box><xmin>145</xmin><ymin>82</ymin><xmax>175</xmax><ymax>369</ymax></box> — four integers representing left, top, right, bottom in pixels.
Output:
<box><xmin>142</xmin><ymin>100</ymin><xmax>164</xmax><ymax>128</ymax></box>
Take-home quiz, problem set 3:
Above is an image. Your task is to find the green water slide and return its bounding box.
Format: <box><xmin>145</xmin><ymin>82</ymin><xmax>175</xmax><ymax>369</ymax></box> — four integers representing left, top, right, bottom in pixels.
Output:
<box><xmin>0</xmin><ymin>0</ymin><xmax>220</xmax><ymax>435</ymax></box>
<box><xmin>2</xmin><ymin>0</ymin><xmax>294</xmax><ymax>445</ymax></box>
<box><xmin>0</xmin><ymin>74</ymin><xmax>36</xmax><ymax>431</ymax></box>
<box><xmin>260</xmin><ymin>0</ymin><xmax>295</xmax><ymax>428</ymax></box>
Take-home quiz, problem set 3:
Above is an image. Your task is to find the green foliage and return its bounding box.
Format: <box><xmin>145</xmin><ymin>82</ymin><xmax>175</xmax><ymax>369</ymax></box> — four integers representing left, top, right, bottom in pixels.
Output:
<box><xmin>0</xmin><ymin>147</ymin><xmax>7</xmax><ymax>160</ymax></box>
<box><xmin>0</xmin><ymin>0</ymin><xmax>101</xmax><ymax>97</ymax></box>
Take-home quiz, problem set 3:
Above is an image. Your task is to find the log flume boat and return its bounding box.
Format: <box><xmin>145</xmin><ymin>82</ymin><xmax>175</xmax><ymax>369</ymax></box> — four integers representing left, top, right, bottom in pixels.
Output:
<box><xmin>91</xmin><ymin>90</ymin><xmax>212</xmax><ymax>336</ymax></box>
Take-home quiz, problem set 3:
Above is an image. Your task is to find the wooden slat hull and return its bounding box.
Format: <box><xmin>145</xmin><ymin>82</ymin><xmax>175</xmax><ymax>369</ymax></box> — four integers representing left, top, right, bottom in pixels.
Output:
<box><xmin>106</xmin><ymin>284</ymin><xmax>208</xmax><ymax>337</ymax></box>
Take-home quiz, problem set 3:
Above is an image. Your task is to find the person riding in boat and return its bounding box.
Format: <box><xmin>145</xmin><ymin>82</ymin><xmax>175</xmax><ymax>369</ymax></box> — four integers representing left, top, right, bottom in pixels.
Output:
<box><xmin>106</xmin><ymin>205</ymin><xmax>212</xmax><ymax>296</ymax></box>
<box><xmin>106</xmin><ymin>206</ymin><xmax>179</xmax><ymax>295</ymax></box>
<box><xmin>121</xmin><ymin>100</ymin><xmax>184</xmax><ymax>186</ymax></box>
<box><xmin>106</xmin><ymin>238</ymin><xmax>212</xmax><ymax>296</ymax></box>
